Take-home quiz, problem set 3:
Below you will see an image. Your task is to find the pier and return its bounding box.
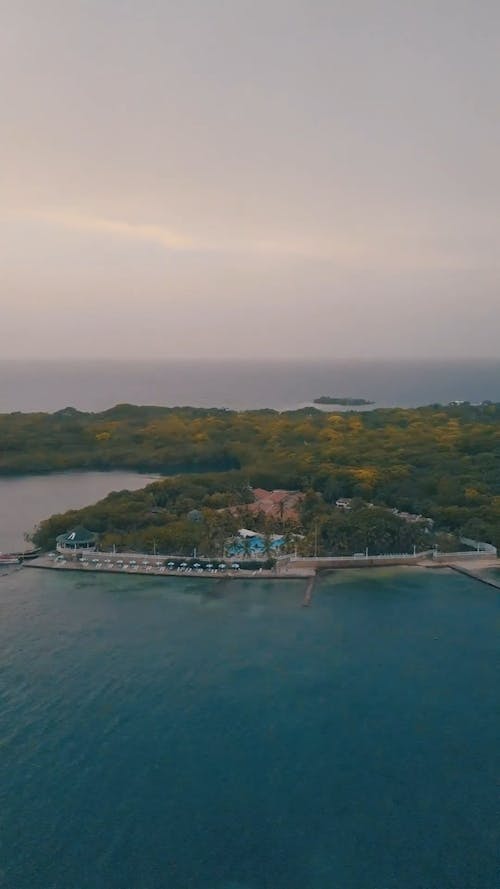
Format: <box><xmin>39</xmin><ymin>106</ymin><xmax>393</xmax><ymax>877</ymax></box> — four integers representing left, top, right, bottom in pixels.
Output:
<box><xmin>302</xmin><ymin>575</ymin><xmax>316</xmax><ymax>607</ymax></box>
<box><xmin>447</xmin><ymin>564</ymin><xmax>500</xmax><ymax>591</ymax></box>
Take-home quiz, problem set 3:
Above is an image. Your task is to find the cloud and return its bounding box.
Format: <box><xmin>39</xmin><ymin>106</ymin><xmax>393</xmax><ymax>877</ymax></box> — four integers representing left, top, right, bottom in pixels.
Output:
<box><xmin>23</xmin><ymin>209</ymin><xmax>197</xmax><ymax>252</ymax></box>
<box><xmin>10</xmin><ymin>206</ymin><xmax>467</xmax><ymax>272</ymax></box>
<box><xmin>14</xmin><ymin>207</ymin><xmax>355</xmax><ymax>261</ymax></box>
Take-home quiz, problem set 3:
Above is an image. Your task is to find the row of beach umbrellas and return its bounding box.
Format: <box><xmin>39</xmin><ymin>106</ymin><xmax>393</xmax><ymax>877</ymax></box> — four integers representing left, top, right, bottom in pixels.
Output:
<box><xmin>83</xmin><ymin>558</ymin><xmax>241</xmax><ymax>570</ymax></box>
<box><xmin>166</xmin><ymin>561</ymin><xmax>240</xmax><ymax>570</ymax></box>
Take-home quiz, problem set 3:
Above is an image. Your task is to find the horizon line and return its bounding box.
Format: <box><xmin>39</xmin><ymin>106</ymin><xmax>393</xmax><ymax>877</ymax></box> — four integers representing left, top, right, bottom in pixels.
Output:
<box><xmin>1</xmin><ymin>355</ymin><xmax>499</xmax><ymax>364</ymax></box>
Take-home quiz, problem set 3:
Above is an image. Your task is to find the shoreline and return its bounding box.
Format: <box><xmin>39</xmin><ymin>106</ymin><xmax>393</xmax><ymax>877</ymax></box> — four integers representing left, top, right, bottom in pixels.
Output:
<box><xmin>23</xmin><ymin>553</ymin><xmax>499</xmax><ymax>581</ymax></box>
<box><xmin>24</xmin><ymin>556</ymin><xmax>313</xmax><ymax>581</ymax></box>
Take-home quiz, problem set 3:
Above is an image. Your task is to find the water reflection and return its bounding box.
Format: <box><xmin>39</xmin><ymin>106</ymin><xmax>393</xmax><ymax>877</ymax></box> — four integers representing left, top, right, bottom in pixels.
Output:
<box><xmin>0</xmin><ymin>471</ymin><xmax>157</xmax><ymax>551</ymax></box>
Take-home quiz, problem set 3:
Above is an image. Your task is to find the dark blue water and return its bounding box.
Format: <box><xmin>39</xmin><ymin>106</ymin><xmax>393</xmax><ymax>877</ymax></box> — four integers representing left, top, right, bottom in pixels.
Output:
<box><xmin>0</xmin><ymin>567</ymin><xmax>497</xmax><ymax>888</ymax></box>
<box><xmin>1</xmin><ymin>358</ymin><xmax>500</xmax><ymax>412</ymax></box>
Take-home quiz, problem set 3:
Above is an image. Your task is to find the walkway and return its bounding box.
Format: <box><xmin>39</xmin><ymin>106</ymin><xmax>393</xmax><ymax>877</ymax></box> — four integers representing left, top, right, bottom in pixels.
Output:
<box><xmin>447</xmin><ymin>564</ymin><xmax>500</xmax><ymax>591</ymax></box>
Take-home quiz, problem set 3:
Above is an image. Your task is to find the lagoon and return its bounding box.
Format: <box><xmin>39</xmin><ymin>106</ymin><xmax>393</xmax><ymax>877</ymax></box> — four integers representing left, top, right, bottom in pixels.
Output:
<box><xmin>0</xmin><ymin>470</ymin><xmax>156</xmax><ymax>551</ymax></box>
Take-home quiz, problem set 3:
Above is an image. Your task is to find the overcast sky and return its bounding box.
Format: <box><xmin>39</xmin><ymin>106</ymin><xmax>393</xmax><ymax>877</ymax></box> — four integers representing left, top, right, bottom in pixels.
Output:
<box><xmin>1</xmin><ymin>0</ymin><xmax>499</xmax><ymax>359</ymax></box>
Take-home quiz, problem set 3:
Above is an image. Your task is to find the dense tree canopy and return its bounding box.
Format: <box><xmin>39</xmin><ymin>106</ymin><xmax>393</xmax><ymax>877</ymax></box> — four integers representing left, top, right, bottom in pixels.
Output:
<box><xmin>1</xmin><ymin>401</ymin><xmax>498</xmax><ymax>554</ymax></box>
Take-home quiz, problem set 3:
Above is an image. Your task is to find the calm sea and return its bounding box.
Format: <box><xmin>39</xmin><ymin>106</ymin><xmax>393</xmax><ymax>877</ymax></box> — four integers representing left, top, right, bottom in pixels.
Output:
<box><xmin>0</xmin><ymin>566</ymin><xmax>498</xmax><ymax>889</ymax></box>
<box><xmin>1</xmin><ymin>358</ymin><xmax>500</xmax><ymax>412</ymax></box>
<box><xmin>0</xmin><ymin>426</ymin><xmax>498</xmax><ymax>887</ymax></box>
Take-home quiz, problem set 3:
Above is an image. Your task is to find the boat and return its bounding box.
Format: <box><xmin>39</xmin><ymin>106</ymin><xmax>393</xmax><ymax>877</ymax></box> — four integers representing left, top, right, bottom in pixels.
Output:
<box><xmin>14</xmin><ymin>547</ymin><xmax>41</xmax><ymax>560</ymax></box>
<box><xmin>0</xmin><ymin>553</ymin><xmax>21</xmax><ymax>566</ymax></box>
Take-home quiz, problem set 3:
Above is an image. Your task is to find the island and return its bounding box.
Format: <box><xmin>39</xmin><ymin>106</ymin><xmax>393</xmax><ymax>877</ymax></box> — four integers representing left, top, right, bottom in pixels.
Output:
<box><xmin>313</xmin><ymin>396</ymin><xmax>375</xmax><ymax>406</ymax></box>
<box><xmin>0</xmin><ymin>400</ymin><xmax>497</xmax><ymax>559</ymax></box>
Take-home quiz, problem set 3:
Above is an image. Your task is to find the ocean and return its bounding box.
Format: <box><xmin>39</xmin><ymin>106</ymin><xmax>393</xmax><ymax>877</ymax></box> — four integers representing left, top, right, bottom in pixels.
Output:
<box><xmin>0</xmin><ymin>566</ymin><xmax>498</xmax><ymax>888</ymax></box>
<box><xmin>1</xmin><ymin>358</ymin><xmax>500</xmax><ymax>413</ymax></box>
<box><xmin>1</xmin><ymin>370</ymin><xmax>499</xmax><ymax>888</ymax></box>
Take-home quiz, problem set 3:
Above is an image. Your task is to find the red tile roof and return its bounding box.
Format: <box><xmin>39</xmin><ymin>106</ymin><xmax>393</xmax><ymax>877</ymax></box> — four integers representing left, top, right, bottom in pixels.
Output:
<box><xmin>247</xmin><ymin>488</ymin><xmax>304</xmax><ymax>520</ymax></box>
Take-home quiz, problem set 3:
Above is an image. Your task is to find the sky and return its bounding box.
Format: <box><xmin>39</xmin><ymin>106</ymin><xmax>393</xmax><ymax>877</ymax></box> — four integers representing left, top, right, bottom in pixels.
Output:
<box><xmin>1</xmin><ymin>0</ymin><xmax>499</xmax><ymax>360</ymax></box>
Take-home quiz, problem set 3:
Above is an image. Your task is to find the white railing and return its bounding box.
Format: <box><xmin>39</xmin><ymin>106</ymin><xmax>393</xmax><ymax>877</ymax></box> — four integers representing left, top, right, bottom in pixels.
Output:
<box><xmin>459</xmin><ymin>537</ymin><xmax>497</xmax><ymax>555</ymax></box>
<box><xmin>286</xmin><ymin>551</ymin><xmax>432</xmax><ymax>564</ymax></box>
<box><xmin>432</xmin><ymin>550</ymin><xmax>496</xmax><ymax>561</ymax></box>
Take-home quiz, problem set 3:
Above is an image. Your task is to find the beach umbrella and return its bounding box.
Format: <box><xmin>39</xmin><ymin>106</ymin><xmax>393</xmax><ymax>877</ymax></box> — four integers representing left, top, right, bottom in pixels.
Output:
<box><xmin>206</xmin><ymin>563</ymin><xmax>213</xmax><ymax>569</ymax></box>
<box><xmin>231</xmin><ymin>562</ymin><xmax>240</xmax><ymax>569</ymax></box>
<box><xmin>180</xmin><ymin>562</ymin><xmax>188</xmax><ymax>568</ymax></box>
<box><xmin>194</xmin><ymin>562</ymin><xmax>201</xmax><ymax>568</ymax></box>
<box><xmin>167</xmin><ymin>561</ymin><xmax>174</xmax><ymax>567</ymax></box>
<box><xmin>156</xmin><ymin>561</ymin><xmax>162</xmax><ymax>567</ymax></box>
<box><xmin>130</xmin><ymin>559</ymin><xmax>137</xmax><ymax>565</ymax></box>
<box><xmin>218</xmin><ymin>563</ymin><xmax>226</xmax><ymax>569</ymax></box>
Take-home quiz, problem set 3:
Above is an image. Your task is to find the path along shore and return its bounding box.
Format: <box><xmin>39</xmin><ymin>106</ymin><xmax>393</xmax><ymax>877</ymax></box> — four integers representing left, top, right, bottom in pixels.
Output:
<box><xmin>23</xmin><ymin>552</ymin><xmax>499</xmax><ymax>580</ymax></box>
<box><xmin>24</xmin><ymin>554</ymin><xmax>314</xmax><ymax>580</ymax></box>
<box><xmin>422</xmin><ymin>556</ymin><xmax>499</xmax><ymax>571</ymax></box>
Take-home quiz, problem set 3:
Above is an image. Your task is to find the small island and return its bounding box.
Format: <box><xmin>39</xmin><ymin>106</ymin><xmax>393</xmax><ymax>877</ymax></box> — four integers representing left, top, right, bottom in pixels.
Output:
<box><xmin>313</xmin><ymin>396</ymin><xmax>375</xmax><ymax>406</ymax></box>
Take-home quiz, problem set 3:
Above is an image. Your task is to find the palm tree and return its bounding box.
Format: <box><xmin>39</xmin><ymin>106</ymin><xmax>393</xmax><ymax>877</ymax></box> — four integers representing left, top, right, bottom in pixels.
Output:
<box><xmin>242</xmin><ymin>537</ymin><xmax>252</xmax><ymax>560</ymax></box>
<box><xmin>263</xmin><ymin>533</ymin><xmax>273</xmax><ymax>561</ymax></box>
<box><xmin>278</xmin><ymin>500</ymin><xmax>285</xmax><ymax>528</ymax></box>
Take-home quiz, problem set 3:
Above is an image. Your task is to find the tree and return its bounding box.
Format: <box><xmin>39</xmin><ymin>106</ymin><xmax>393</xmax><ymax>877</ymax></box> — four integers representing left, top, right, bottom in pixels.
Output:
<box><xmin>242</xmin><ymin>537</ymin><xmax>252</xmax><ymax>560</ymax></box>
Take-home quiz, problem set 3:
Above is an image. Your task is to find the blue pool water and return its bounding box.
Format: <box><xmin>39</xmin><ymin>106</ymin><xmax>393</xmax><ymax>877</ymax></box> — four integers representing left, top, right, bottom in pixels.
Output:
<box><xmin>0</xmin><ymin>567</ymin><xmax>498</xmax><ymax>888</ymax></box>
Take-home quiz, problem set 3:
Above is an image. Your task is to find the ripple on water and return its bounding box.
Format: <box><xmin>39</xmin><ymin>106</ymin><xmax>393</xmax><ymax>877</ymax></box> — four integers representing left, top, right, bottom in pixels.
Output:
<box><xmin>0</xmin><ymin>567</ymin><xmax>498</xmax><ymax>889</ymax></box>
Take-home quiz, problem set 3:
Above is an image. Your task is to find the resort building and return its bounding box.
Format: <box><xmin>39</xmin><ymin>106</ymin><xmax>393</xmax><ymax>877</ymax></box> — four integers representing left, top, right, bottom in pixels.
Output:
<box><xmin>391</xmin><ymin>509</ymin><xmax>434</xmax><ymax>527</ymax></box>
<box><xmin>335</xmin><ymin>498</ymin><xmax>353</xmax><ymax>510</ymax></box>
<box><xmin>227</xmin><ymin>488</ymin><xmax>304</xmax><ymax>522</ymax></box>
<box><xmin>56</xmin><ymin>526</ymin><xmax>98</xmax><ymax>554</ymax></box>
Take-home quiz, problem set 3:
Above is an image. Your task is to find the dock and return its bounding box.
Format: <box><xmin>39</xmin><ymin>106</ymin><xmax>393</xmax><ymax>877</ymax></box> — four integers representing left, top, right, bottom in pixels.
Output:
<box><xmin>302</xmin><ymin>575</ymin><xmax>316</xmax><ymax>607</ymax></box>
<box><xmin>447</xmin><ymin>564</ymin><xmax>500</xmax><ymax>590</ymax></box>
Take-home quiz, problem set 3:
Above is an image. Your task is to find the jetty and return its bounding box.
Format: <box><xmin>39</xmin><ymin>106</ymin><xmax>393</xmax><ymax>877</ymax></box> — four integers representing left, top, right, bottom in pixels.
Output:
<box><xmin>302</xmin><ymin>575</ymin><xmax>316</xmax><ymax>607</ymax></box>
<box><xmin>447</xmin><ymin>564</ymin><xmax>500</xmax><ymax>591</ymax></box>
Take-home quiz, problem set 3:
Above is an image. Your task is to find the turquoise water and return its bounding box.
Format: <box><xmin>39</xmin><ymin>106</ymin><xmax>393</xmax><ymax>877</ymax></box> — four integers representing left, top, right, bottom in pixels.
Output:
<box><xmin>0</xmin><ymin>567</ymin><xmax>498</xmax><ymax>888</ymax></box>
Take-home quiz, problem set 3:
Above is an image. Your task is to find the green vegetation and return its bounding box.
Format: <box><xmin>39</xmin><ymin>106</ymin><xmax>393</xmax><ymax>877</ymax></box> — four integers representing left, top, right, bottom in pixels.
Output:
<box><xmin>313</xmin><ymin>396</ymin><xmax>374</xmax><ymax>405</ymax></box>
<box><xmin>1</xmin><ymin>401</ymin><xmax>499</xmax><ymax>554</ymax></box>
<box><xmin>34</xmin><ymin>473</ymin><xmax>253</xmax><ymax>556</ymax></box>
